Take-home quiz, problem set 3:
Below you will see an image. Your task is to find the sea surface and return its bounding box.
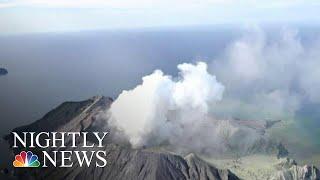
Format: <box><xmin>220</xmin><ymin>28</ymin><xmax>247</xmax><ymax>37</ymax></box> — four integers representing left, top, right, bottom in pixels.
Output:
<box><xmin>1</xmin><ymin>25</ymin><xmax>319</xmax><ymax>168</ymax></box>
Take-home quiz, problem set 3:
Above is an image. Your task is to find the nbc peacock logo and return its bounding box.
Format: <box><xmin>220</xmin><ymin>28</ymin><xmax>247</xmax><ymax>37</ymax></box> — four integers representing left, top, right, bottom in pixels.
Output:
<box><xmin>13</xmin><ymin>151</ymin><xmax>40</xmax><ymax>167</ymax></box>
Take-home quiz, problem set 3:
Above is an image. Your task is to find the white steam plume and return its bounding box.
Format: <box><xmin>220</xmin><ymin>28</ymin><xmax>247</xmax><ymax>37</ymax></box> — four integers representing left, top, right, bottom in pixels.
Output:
<box><xmin>211</xmin><ymin>26</ymin><xmax>320</xmax><ymax>120</ymax></box>
<box><xmin>104</xmin><ymin>26</ymin><xmax>320</xmax><ymax>155</ymax></box>
<box><xmin>108</xmin><ymin>62</ymin><xmax>225</xmax><ymax>148</ymax></box>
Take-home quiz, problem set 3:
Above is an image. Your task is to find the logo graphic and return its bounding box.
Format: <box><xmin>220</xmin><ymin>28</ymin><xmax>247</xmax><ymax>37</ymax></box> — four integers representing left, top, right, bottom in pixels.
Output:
<box><xmin>13</xmin><ymin>151</ymin><xmax>40</xmax><ymax>167</ymax></box>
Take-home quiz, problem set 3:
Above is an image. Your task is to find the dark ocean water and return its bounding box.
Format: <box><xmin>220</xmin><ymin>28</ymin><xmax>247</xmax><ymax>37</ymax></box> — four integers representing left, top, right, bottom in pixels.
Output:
<box><xmin>0</xmin><ymin>27</ymin><xmax>238</xmax><ymax>135</ymax></box>
<box><xmin>0</xmin><ymin>26</ymin><xmax>239</xmax><ymax>167</ymax></box>
<box><xmin>0</xmin><ymin>25</ymin><xmax>319</xmax><ymax>167</ymax></box>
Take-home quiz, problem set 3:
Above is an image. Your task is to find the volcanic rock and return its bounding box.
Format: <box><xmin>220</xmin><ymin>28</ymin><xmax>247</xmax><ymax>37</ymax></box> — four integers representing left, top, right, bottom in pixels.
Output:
<box><xmin>4</xmin><ymin>96</ymin><xmax>239</xmax><ymax>180</ymax></box>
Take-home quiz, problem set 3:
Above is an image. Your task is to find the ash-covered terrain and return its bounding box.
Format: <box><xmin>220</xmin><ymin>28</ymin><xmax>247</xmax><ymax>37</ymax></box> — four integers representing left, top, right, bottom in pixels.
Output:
<box><xmin>3</xmin><ymin>96</ymin><xmax>319</xmax><ymax>180</ymax></box>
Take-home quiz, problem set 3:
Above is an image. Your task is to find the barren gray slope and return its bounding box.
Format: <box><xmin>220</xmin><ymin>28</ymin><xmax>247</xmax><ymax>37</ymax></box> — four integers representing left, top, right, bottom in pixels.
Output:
<box><xmin>5</xmin><ymin>96</ymin><xmax>239</xmax><ymax>180</ymax></box>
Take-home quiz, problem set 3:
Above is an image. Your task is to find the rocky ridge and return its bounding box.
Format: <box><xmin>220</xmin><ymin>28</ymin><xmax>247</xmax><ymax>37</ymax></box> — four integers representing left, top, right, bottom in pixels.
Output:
<box><xmin>3</xmin><ymin>96</ymin><xmax>320</xmax><ymax>180</ymax></box>
<box><xmin>4</xmin><ymin>96</ymin><xmax>239</xmax><ymax>180</ymax></box>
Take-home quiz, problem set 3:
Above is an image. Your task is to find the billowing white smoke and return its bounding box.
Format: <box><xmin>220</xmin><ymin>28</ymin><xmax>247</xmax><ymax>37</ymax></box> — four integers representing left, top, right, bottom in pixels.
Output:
<box><xmin>211</xmin><ymin>26</ymin><xmax>320</xmax><ymax>120</ymax></box>
<box><xmin>105</xmin><ymin>26</ymin><xmax>320</xmax><ymax>155</ymax></box>
<box><xmin>108</xmin><ymin>62</ymin><xmax>225</xmax><ymax>148</ymax></box>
